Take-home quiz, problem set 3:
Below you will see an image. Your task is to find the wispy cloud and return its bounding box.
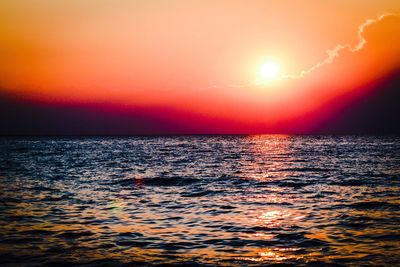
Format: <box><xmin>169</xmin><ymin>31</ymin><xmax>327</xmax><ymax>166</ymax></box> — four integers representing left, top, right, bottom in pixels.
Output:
<box><xmin>282</xmin><ymin>13</ymin><xmax>399</xmax><ymax>79</ymax></box>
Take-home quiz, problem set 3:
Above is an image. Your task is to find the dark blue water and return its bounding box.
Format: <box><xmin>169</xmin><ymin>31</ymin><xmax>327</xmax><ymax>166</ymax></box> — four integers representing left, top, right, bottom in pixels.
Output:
<box><xmin>0</xmin><ymin>136</ymin><xmax>399</xmax><ymax>266</ymax></box>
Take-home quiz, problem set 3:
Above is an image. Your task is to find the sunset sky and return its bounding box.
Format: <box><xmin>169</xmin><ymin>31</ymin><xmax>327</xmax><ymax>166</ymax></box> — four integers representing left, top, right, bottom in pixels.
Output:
<box><xmin>1</xmin><ymin>0</ymin><xmax>399</xmax><ymax>134</ymax></box>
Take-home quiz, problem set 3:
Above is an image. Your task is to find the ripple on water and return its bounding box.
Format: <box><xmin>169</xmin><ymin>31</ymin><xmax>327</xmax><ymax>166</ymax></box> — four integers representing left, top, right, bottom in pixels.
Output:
<box><xmin>0</xmin><ymin>136</ymin><xmax>399</xmax><ymax>266</ymax></box>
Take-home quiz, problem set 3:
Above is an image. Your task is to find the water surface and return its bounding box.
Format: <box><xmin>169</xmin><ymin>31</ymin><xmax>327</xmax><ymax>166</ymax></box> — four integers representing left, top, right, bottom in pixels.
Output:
<box><xmin>0</xmin><ymin>136</ymin><xmax>399</xmax><ymax>266</ymax></box>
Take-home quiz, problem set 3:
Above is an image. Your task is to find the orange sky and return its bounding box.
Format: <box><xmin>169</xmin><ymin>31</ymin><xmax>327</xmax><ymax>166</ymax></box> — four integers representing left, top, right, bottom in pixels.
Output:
<box><xmin>0</xmin><ymin>0</ymin><xmax>399</xmax><ymax>124</ymax></box>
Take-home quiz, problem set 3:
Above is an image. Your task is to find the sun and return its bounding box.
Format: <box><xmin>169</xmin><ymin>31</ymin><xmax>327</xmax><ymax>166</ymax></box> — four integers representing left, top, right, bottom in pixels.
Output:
<box><xmin>254</xmin><ymin>61</ymin><xmax>281</xmax><ymax>85</ymax></box>
<box><xmin>259</xmin><ymin>61</ymin><xmax>279</xmax><ymax>81</ymax></box>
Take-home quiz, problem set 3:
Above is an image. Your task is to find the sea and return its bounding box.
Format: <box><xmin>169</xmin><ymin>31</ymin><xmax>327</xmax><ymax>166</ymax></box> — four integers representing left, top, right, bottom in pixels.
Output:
<box><xmin>0</xmin><ymin>135</ymin><xmax>399</xmax><ymax>266</ymax></box>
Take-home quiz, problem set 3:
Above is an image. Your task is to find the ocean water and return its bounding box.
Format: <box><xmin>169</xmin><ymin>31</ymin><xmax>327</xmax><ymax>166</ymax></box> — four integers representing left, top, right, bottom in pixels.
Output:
<box><xmin>0</xmin><ymin>135</ymin><xmax>399</xmax><ymax>266</ymax></box>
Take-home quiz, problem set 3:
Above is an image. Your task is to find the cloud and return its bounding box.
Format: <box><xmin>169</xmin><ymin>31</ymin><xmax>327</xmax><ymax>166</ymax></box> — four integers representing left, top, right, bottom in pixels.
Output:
<box><xmin>282</xmin><ymin>13</ymin><xmax>399</xmax><ymax>79</ymax></box>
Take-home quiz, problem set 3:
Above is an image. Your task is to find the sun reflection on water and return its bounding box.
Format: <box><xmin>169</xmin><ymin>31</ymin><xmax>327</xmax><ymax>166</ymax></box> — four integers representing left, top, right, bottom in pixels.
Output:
<box><xmin>237</xmin><ymin>247</ymin><xmax>302</xmax><ymax>263</ymax></box>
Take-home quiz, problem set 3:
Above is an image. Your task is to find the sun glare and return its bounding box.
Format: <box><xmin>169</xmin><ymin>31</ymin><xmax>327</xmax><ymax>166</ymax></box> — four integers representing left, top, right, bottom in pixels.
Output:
<box><xmin>259</xmin><ymin>62</ymin><xmax>279</xmax><ymax>81</ymax></box>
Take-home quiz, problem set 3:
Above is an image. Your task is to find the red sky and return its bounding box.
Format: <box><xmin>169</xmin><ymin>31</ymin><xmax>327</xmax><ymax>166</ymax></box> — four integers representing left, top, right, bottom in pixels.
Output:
<box><xmin>0</xmin><ymin>0</ymin><xmax>399</xmax><ymax>133</ymax></box>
